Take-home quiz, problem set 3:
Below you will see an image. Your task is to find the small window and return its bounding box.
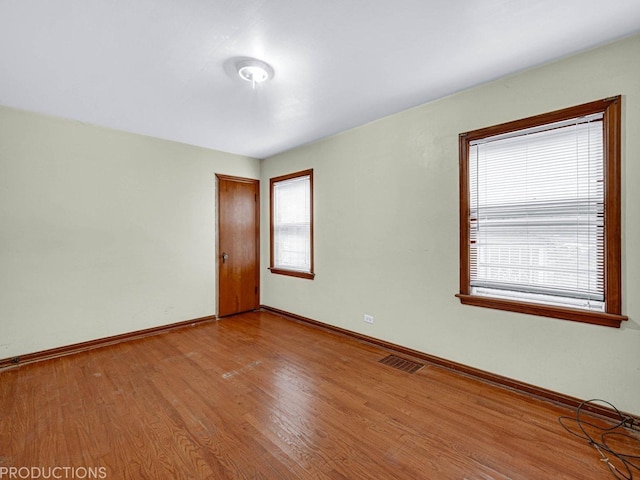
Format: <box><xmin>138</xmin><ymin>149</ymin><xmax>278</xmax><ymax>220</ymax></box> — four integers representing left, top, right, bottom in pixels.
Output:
<box><xmin>457</xmin><ymin>97</ymin><xmax>627</xmax><ymax>327</ymax></box>
<box><xmin>270</xmin><ymin>169</ymin><xmax>314</xmax><ymax>279</ymax></box>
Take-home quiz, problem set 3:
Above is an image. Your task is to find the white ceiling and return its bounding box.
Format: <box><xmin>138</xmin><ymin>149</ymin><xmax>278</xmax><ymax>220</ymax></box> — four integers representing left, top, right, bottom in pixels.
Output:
<box><xmin>1</xmin><ymin>1</ymin><xmax>639</xmax><ymax>159</ymax></box>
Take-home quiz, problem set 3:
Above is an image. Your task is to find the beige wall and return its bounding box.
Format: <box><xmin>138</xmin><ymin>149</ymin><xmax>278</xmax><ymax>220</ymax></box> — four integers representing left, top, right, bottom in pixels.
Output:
<box><xmin>260</xmin><ymin>34</ymin><xmax>640</xmax><ymax>414</ymax></box>
<box><xmin>0</xmin><ymin>107</ymin><xmax>260</xmax><ymax>358</ymax></box>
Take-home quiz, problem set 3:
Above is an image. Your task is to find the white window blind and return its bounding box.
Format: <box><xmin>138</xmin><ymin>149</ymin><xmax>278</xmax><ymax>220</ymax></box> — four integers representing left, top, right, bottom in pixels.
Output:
<box><xmin>273</xmin><ymin>174</ymin><xmax>311</xmax><ymax>273</ymax></box>
<box><xmin>469</xmin><ymin>113</ymin><xmax>605</xmax><ymax>312</ymax></box>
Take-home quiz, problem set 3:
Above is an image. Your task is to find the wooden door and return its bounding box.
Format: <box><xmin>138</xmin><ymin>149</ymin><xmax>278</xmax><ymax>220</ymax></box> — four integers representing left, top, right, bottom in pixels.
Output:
<box><xmin>217</xmin><ymin>174</ymin><xmax>259</xmax><ymax>317</ymax></box>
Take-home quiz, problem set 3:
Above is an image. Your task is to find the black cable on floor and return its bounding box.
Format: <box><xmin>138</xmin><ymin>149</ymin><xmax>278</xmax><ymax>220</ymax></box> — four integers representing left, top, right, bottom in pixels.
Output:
<box><xmin>559</xmin><ymin>399</ymin><xmax>640</xmax><ymax>479</ymax></box>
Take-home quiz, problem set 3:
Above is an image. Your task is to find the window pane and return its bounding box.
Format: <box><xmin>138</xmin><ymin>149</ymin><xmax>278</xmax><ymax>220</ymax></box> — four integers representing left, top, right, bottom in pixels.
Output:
<box><xmin>273</xmin><ymin>174</ymin><xmax>312</xmax><ymax>273</ymax></box>
<box><xmin>469</xmin><ymin>116</ymin><xmax>605</xmax><ymax>311</ymax></box>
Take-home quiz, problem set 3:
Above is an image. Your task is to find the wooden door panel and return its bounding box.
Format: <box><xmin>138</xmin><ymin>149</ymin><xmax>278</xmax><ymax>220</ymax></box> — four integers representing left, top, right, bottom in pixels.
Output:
<box><xmin>217</xmin><ymin>175</ymin><xmax>259</xmax><ymax>317</ymax></box>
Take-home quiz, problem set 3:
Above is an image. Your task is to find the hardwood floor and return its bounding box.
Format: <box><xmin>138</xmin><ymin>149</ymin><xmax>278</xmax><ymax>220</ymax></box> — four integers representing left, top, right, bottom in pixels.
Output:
<box><xmin>0</xmin><ymin>310</ymin><xmax>624</xmax><ymax>479</ymax></box>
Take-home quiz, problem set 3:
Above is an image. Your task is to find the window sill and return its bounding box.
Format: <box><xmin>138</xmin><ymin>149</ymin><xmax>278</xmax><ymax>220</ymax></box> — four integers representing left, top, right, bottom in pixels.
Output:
<box><xmin>455</xmin><ymin>294</ymin><xmax>627</xmax><ymax>328</ymax></box>
<box><xmin>269</xmin><ymin>268</ymin><xmax>315</xmax><ymax>280</ymax></box>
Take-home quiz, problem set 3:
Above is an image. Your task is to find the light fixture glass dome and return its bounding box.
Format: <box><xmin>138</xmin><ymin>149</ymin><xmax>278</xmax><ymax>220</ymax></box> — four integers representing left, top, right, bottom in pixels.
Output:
<box><xmin>236</xmin><ymin>58</ymin><xmax>273</xmax><ymax>89</ymax></box>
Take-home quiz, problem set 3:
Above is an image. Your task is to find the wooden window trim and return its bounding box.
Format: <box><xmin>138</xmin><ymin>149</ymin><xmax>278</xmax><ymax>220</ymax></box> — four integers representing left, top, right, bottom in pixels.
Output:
<box><xmin>457</xmin><ymin>96</ymin><xmax>627</xmax><ymax>327</ymax></box>
<box><xmin>269</xmin><ymin>169</ymin><xmax>315</xmax><ymax>280</ymax></box>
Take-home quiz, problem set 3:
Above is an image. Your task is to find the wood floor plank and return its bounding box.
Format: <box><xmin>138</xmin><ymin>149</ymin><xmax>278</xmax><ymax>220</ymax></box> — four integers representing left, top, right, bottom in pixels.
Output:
<box><xmin>0</xmin><ymin>310</ymin><xmax>627</xmax><ymax>479</ymax></box>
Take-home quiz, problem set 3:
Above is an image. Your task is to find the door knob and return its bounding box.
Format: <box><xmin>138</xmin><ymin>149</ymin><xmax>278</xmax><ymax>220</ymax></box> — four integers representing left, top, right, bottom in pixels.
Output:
<box><xmin>222</xmin><ymin>252</ymin><xmax>229</xmax><ymax>263</ymax></box>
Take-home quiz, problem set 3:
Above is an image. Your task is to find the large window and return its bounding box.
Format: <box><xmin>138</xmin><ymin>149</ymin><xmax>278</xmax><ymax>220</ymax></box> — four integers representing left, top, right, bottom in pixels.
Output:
<box><xmin>457</xmin><ymin>97</ymin><xmax>626</xmax><ymax>327</ymax></box>
<box><xmin>270</xmin><ymin>169</ymin><xmax>314</xmax><ymax>279</ymax></box>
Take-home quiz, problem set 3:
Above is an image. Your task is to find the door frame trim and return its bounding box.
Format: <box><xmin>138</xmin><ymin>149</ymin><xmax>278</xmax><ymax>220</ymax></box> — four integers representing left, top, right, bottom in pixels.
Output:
<box><xmin>215</xmin><ymin>174</ymin><xmax>260</xmax><ymax>317</ymax></box>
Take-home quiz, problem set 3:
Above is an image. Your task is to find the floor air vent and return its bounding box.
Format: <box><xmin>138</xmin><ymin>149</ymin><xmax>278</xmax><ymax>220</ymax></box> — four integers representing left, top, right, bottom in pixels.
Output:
<box><xmin>379</xmin><ymin>354</ymin><xmax>424</xmax><ymax>374</ymax></box>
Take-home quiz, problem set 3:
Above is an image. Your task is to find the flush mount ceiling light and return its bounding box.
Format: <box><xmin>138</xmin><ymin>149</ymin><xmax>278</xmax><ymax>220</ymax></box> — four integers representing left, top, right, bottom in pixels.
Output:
<box><xmin>236</xmin><ymin>58</ymin><xmax>274</xmax><ymax>89</ymax></box>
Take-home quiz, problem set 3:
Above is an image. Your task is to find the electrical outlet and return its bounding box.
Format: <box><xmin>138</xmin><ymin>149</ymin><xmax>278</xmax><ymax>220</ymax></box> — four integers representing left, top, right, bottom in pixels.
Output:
<box><xmin>364</xmin><ymin>314</ymin><xmax>374</xmax><ymax>324</ymax></box>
